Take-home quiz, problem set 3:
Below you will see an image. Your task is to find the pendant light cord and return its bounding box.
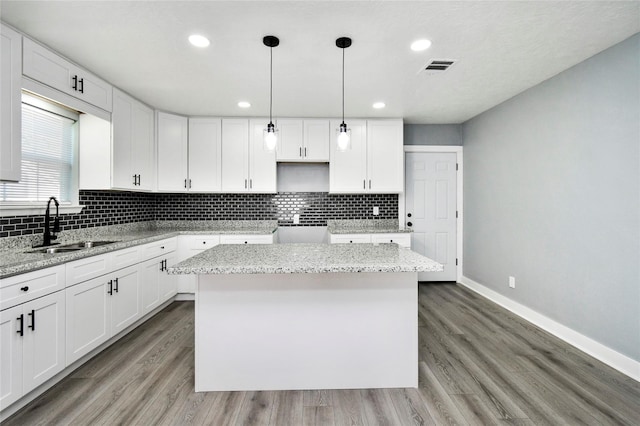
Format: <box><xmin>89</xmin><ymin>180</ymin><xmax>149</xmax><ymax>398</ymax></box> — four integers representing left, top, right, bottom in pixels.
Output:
<box><xmin>269</xmin><ymin>46</ymin><xmax>273</xmax><ymax>124</ymax></box>
<box><xmin>341</xmin><ymin>47</ymin><xmax>345</xmax><ymax>124</ymax></box>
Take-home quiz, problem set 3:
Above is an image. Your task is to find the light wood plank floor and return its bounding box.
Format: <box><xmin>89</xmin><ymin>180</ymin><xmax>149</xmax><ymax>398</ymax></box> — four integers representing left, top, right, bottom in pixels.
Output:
<box><xmin>5</xmin><ymin>283</ymin><xmax>640</xmax><ymax>425</ymax></box>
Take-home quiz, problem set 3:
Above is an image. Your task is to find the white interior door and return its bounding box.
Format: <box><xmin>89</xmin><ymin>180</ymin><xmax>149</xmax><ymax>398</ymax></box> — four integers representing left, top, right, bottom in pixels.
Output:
<box><xmin>405</xmin><ymin>152</ymin><xmax>457</xmax><ymax>281</ymax></box>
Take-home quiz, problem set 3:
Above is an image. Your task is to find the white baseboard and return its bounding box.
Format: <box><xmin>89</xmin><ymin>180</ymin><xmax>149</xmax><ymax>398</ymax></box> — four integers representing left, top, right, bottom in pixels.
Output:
<box><xmin>175</xmin><ymin>292</ymin><xmax>195</xmax><ymax>301</ymax></box>
<box><xmin>459</xmin><ymin>276</ymin><xmax>640</xmax><ymax>382</ymax></box>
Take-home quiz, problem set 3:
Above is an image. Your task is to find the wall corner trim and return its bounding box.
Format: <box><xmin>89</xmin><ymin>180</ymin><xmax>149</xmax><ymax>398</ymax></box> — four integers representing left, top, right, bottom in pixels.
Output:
<box><xmin>459</xmin><ymin>276</ymin><xmax>640</xmax><ymax>382</ymax></box>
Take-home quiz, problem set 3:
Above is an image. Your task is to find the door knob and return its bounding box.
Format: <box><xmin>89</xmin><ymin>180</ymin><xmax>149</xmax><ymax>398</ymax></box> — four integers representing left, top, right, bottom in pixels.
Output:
<box><xmin>407</xmin><ymin>222</ymin><xmax>413</xmax><ymax>227</ymax></box>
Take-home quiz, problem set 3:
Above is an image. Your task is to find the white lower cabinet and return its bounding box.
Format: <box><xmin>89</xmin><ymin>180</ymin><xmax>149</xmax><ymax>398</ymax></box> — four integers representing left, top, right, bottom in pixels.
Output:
<box><xmin>141</xmin><ymin>251</ymin><xmax>178</xmax><ymax>314</ymax></box>
<box><xmin>0</xmin><ymin>291</ymin><xmax>65</xmax><ymax>411</ymax></box>
<box><xmin>329</xmin><ymin>233</ymin><xmax>411</xmax><ymax>248</ymax></box>
<box><xmin>219</xmin><ymin>234</ymin><xmax>275</xmax><ymax>245</ymax></box>
<box><xmin>65</xmin><ymin>264</ymin><xmax>141</xmax><ymax>365</ymax></box>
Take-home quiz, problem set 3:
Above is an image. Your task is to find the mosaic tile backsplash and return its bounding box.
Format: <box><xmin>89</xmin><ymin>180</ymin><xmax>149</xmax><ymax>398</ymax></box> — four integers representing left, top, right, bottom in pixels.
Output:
<box><xmin>0</xmin><ymin>190</ymin><xmax>398</xmax><ymax>237</ymax></box>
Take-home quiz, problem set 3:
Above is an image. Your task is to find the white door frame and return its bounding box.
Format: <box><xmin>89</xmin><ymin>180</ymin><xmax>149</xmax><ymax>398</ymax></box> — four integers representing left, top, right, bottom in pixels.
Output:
<box><xmin>400</xmin><ymin>146</ymin><xmax>463</xmax><ymax>282</ymax></box>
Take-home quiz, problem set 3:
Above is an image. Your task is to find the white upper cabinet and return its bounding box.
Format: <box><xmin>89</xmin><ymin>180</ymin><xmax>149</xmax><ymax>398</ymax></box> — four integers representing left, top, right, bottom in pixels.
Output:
<box><xmin>367</xmin><ymin>119</ymin><xmax>404</xmax><ymax>192</ymax></box>
<box><xmin>0</xmin><ymin>24</ymin><xmax>22</xmax><ymax>182</ymax></box>
<box><xmin>111</xmin><ymin>88</ymin><xmax>154</xmax><ymax>191</ymax></box>
<box><xmin>157</xmin><ymin>115</ymin><xmax>221</xmax><ymax>192</ymax></box>
<box><xmin>188</xmin><ymin>118</ymin><xmax>222</xmax><ymax>192</ymax></box>
<box><xmin>221</xmin><ymin>119</ymin><xmax>276</xmax><ymax>193</ymax></box>
<box><xmin>157</xmin><ymin>112</ymin><xmax>188</xmax><ymax>191</ymax></box>
<box><xmin>276</xmin><ymin>119</ymin><xmax>329</xmax><ymax>162</ymax></box>
<box><xmin>329</xmin><ymin>119</ymin><xmax>368</xmax><ymax>192</ymax></box>
<box><xmin>330</xmin><ymin>119</ymin><xmax>403</xmax><ymax>193</ymax></box>
<box><xmin>22</xmin><ymin>38</ymin><xmax>112</xmax><ymax>112</ymax></box>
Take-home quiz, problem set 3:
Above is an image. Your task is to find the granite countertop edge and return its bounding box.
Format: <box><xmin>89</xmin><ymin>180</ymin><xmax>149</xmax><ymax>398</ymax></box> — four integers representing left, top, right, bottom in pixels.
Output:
<box><xmin>0</xmin><ymin>224</ymin><xmax>278</xmax><ymax>279</ymax></box>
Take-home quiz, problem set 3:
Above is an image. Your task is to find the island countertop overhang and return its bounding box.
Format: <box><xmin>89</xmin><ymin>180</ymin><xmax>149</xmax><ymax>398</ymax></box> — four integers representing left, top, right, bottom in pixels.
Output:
<box><xmin>167</xmin><ymin>243</ymin><xmax>443</xmax><ymax>275</ymax></box>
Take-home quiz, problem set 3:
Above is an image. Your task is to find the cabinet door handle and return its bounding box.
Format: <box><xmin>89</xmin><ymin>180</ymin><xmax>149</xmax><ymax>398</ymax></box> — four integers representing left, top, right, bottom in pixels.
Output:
<box><xmin>369</xmin><ymin>180</ymin><xmax>371</xmax><ymax>189</ymax></box>
<box><xmin>78</xmin><ymin>77</ymin><xmax>84</xmax><ymax>93</ymax></box>
<box><xmin>137</xmin><ymin>175</ymin><xmax>141</xmax><ymax>186</ymax></box>
<box><xmin>304</xmin><ymin>147</ymin><xmax>307</xmax><ymax>157</ymax></box>
<box><xmin>189</xmin><ymin>179</ymin><xmax>192</xmax><ymax>189</ymax></box>
<box><xmin>16</xmin><ymin>314</ymin><xmax>24</xmax><ymax>336</ymax></box>
<box><xmin>363</xmin><ymin>180</ymin><xmax>366</xmax><ymax>189</ymax></box>
<box><xmin>407</xmin><ymin>222</ymin><xmax>413</xmax><ymax>227</ymax></box>
<box><xmin>20</xmin><ymin>286</ymin><xmax>29</xmax><ymax>292</ymax></box>
<box><xmin>249</xmin><ymin>179</ymin><xmax>252</xmax><ymax>189</ymax></box>
<box><xmin>107</xmin><ymin>279</ymin><xmax>113</xmax><ymax>295</ymax></box>
<box><xmin>72</xmin><ymin>75</ymin><xmax>78</xmax><ymax>91</ymax></box>
<box><xmin>114</xmin><ymin>278</ymin><xmax>119</xmax><ymax>293</ymax></box>
<box><xmin>133</xmin><ymin>175</ymin><xmax>137</xmax><ymax>185</ymax></box>
<box><xmin>299</xmin><ymin>147</ymin><xmax>302</xmax><ymax>157</ymax></box>
<box><xmin>184</xmin><ymin>179</ymin><xmax>187</xmax><ymax>189</ymax></box>
<box><xmin>245</xmin><ymin>179</ymin><xmax>247</xmax><ymax>189</ymax></box>
<box><xmin>28</xmin><ymin>310</ymin><xmax>35</xmax><ymax>331</ymax></box>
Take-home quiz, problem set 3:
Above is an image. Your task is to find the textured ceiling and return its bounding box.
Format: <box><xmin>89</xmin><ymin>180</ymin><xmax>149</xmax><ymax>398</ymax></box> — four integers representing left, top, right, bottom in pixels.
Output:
<box><xmin>2</xmin><ymin>1</ymin><xmax>638</xmax><ymax>123</ymax></box>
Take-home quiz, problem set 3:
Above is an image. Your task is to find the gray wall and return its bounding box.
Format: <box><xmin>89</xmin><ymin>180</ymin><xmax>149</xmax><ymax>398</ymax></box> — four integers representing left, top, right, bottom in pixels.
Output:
<box><xmin>462</xmin><ymin>34</ymin><xmax>640</xmax><ymax>361</ymax></box>
<box><xmin>404</xmin><ymin>124</ymin><xmax>462</xmax><ymax>145</ymax></box>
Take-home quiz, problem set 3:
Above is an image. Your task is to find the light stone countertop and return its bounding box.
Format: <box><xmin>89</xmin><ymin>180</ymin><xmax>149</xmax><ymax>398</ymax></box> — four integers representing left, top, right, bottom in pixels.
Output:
<box><xmin>0</xmin><ymin>220</ymin><xmax>277</xmax><ymax>279</ymax></box>
<box><xmin>167</xmin><ymin>243</ymin><xmax>442</xmax><ymax>275</ymax></box>
<box><xmin>327</xmin><ymin>219</ymin><xmax>412</xmax><ymax>234</ymax></box>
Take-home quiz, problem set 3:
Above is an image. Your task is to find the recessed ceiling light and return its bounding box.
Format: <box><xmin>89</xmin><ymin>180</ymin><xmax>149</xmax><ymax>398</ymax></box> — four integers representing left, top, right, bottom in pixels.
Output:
<box><xmin>238</xmin><ymin>101</ymin><xmax>251</xmax><ymax>108</ymax></box>
<box><xmin>372</xmin><ymin>102</ymin><xmax>386</xmax><ymax>109</ymax></box>
<box><xmin>188</xmin><ymin>34</ymin><xmax>210</xmax><ymax>48</ymax></box>
<box><xmin>410</xmin><ymin>39</ymin><xmax>431</xmax><ymax>52</ymax></box>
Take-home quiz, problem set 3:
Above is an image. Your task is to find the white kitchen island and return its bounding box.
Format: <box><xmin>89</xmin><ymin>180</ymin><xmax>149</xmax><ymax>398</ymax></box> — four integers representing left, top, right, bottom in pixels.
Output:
<box><xmin>168</xmin><ymin>243</ymin><xmax>442</xmax><ymax>392</ymax></box>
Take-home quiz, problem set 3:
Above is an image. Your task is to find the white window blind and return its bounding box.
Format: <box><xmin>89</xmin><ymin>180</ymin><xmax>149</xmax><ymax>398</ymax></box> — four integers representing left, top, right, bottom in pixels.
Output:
<box><xmin>1</xmin><ymin>101</ymin><xmax>76</xmax><ymax>203</ymax></box>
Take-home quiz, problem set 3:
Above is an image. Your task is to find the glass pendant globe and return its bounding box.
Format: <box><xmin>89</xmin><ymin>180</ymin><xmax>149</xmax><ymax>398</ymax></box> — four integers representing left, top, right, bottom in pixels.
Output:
<box><xmin>337</xmin><ymin>130</ymin><xmax>350</xmax><ymax>151</ymax></box>
<box><xmin>265</xmin><ymin>130</ymin><xmax>278</xmax><ymax>151</ymax></box>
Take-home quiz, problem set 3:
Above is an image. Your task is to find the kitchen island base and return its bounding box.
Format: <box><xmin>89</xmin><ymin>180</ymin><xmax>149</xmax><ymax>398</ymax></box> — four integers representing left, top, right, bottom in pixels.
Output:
<box><xmin>195</xmin><ymin>271</ymin><xmax>418</xmax><ymax>391</ymax></box>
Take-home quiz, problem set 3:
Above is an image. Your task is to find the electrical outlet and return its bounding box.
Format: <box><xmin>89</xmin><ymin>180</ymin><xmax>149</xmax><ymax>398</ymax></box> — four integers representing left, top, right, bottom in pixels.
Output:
<box><xmin>373</xmin><ymin>206</ymin><xmax>379</xmax><ymax>215</ymax></box>
<box><xmin>509</xmin><ymin>276</ymin><xmax>516</xmax><ymax>289</ymax></box>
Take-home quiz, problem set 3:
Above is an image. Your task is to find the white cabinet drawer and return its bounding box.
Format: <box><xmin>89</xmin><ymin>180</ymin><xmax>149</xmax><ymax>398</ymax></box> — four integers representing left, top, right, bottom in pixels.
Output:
<box><xmin>112</xmin><ymin>245</ymin><xmax>141</xmax><ymax>270</ymax></box>
<box><xmin>185</xmin><ymin>236</ymin><xmax>220</xmax><ymax>250</ymax></box>
<box><xmin>370</xmin><ymin>233</ymin><xmax>411</xmax><ymax>248</ymax></box>
<box><xmin>66</xmin><ymin>253</ymin><xmax>112</xmax><ymax>287</ymax></box>
<box><xmin>0</xmin><ymin>265</ymin><xmax>65</xmax><ymax>311</ymax></box>
<box><xmin>141</xmin><ymin>238</ymin><xmax>177</xmax><ymax>260</ymax></box>
<box><xmin>329</xmin><ymin>234</ymin><xmax>372</xmax><ymax>244</ymax></box>
<box><xmin>219</xmin><ymin>234</ymin><xmax>274</xmax><ymax>245</ymax></box>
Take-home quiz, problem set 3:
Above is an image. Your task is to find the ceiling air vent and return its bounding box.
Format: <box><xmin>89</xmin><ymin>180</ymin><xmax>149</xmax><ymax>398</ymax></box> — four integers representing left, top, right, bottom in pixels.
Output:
<box><xmin>420</xmin><ymin>59</ymin><xmax>457</xmax><ymax>75</ymax></box>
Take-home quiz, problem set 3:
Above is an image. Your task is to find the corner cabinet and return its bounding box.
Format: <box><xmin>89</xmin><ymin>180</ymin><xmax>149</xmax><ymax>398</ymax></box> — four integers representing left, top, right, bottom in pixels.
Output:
<box><xmin>221</xmin><ymin>119</ymin><xmax>276</xmax><ymax>193</ymax></box>
<box><xmin>0</xmin><ymin>24</ymin><xmax>22</xmax><ymax>182</ymax></box>
<box><xmin>111</xmin><ymin>88</ymin><xmax>154</xmax><ymax>191</ymax></box>
<box><xmin>330</xmin><ymin>119</ymin><xmax>403</xmax><ymax>193</ymax></box>
<box><xmin>157</xmin><ymin>114</ymin><xmax>222</xmax><ymax>192</ymax></box>
<box><xmin>22</xmin><ymin>38</ymin><xmax>112</xmax><ymax>112</ymax></box>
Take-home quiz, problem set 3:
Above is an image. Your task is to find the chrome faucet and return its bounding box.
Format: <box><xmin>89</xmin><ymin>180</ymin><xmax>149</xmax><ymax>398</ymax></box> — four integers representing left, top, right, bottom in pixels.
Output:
<box><xmin>43</xmin><ymin>196</ymin><xmax>60</xmax><ymax>247</ymax></box>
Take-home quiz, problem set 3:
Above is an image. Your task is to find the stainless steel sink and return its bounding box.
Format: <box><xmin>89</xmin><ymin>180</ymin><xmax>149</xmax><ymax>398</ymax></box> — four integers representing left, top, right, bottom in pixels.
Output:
<box><xmin>28</xmin><ymin>240</ymin><xmax>117</xmax><ymax>254</ymax></box>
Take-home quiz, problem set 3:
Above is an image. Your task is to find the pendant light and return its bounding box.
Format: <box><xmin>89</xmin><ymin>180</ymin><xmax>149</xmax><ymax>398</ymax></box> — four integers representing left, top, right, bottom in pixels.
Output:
<box><xmin>336</xmin><ymin>37</ymin><xmax>352</xmax><ymax>152</ymax></box>
<box><xmin>263</xmin><ymin>35</ymin><xmax>279</xmax><ymax>151</ymax></box>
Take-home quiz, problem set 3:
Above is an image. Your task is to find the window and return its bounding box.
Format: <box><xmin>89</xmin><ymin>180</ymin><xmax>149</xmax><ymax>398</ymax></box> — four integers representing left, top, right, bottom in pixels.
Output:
<box><xmin>1</xmin><ymin>93</ymin><xmax>79</xmax><ymax>208</ymax></box>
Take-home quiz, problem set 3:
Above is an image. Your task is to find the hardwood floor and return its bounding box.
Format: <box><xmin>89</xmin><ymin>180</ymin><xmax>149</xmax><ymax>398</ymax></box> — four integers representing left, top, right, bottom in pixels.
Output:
<box><xmin>5</xmin><ymin>283</ymin><xmax>639</xmax><ymax>425</ymax></box>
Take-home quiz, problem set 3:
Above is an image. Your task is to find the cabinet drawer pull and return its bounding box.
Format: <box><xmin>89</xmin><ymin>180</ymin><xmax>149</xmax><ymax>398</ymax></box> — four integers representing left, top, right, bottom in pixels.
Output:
<box><xmin>28</xmin><ymin>310</ymin><xmax>35</xmax><ymax>331</ymax></box>
<box><xmin>114</xmin><ymin>278</ymin><xmax>119</xmax><ymax>293</ymax></box>
<box><xmin>17</xmin><ymin>314</ymin><xmax>24</xmax><ymax>336</ymax></box>
<box><xmin>20</xmin><ymin>286</ymin><xmax>29</xmax><ymax>292</ymax></box>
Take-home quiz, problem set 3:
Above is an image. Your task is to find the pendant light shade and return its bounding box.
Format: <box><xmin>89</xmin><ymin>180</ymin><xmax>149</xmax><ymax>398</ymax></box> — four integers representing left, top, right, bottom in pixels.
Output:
<box><xmin>336</xmin><ymin>37</ymin><xmax>352</xmax><ymax>152</ymax></box>
<box><xmin>263</xmin><ymin>35</ymin><xmax>279</xmax><ymax>151</ymax></box>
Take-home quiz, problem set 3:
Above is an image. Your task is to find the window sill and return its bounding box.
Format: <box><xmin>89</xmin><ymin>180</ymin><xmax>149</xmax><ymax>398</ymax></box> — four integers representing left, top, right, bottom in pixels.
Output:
<box><xmin>0</xmin><ymin>204</ymin><xmax>84</xmax><ymax>217</ymax></box>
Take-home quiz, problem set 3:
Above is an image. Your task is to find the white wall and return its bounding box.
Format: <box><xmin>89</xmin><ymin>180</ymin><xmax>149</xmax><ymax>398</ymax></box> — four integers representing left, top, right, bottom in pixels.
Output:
<box><xmin>462</xmin><ymin>34</ymin><xmax>639</xmax><ymax>362</ymax></box>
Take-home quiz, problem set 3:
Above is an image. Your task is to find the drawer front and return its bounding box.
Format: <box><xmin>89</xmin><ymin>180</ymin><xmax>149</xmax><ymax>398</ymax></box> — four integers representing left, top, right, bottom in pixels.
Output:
<box><xmin>0</xmin><ymin>265</ymin><xmax>65</xmax><ymax>311</ymax></box>
<box><xmin>141</xmin><ymin>238</ymin><xmax>177</xmax><ymax>260</ymax></box>
<box><xmin>370</xmin><ymin>233</ymin><xmax>411</xmax><ymax>248</ymax></box>
<box><xmin>219</xmin><ymin>234</ymin><xmax>274</xmax><ymax>245</ymax></box>
<box><xmin>188</xmin><ymin>236</ymin><xmax>220</xmax><ymax>250</ymax></box>
<box><xmin>112</xmin><ymin>246</ymin><xmax>141</xmax><ymax>271</ymax></box>
<box><xmin>329</xmin><ymin>234</ymin><xmax>371</xmax><ymax>244</ymax></box>
<box><xmin>66</xmin><ymin>253</ymin><xmax>112</xmax><ymax>287</ymax></box>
